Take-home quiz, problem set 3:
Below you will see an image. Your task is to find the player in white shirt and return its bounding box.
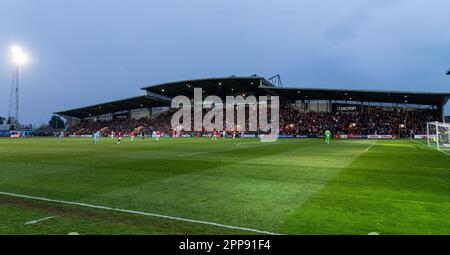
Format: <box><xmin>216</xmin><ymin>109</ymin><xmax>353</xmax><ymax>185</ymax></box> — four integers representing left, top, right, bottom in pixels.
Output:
<box><xmin>93</xmin><ymin>131</ymin><xmax>100</xmax><ymax>144</ymax></box>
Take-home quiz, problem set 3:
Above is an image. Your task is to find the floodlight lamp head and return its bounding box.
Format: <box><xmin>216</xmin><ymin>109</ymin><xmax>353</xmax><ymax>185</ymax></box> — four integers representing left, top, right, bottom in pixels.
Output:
<box><xmin>10</xmin><ymin>45</ymin><xmax>28</xmax><ymax>66</ymax></box>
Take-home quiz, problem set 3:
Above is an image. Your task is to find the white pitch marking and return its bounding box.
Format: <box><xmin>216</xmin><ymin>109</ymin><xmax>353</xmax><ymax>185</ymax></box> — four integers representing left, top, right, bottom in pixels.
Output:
<box><xmin>24</xmin><ymin>216</ymin><xmax>58</xmax><ymax>225</ymax></box>
<box><xmin>0</xmin><ymin>191</ymin><xmax>279</xmax><ymax>235</ymax></box>
<box><xmin>364</xmin><ymin>141</ymin><xmax>377</xmax><ymax>152</ymax></box>
<box><xmin>438</xmin><ymin>150</ymin><xmax>450</xmax><ymax>156</ymax></box>
<box><xmin>410</xmin><ymin>139</ymin><xmax>450</xmax><ymax>156</ymax></box>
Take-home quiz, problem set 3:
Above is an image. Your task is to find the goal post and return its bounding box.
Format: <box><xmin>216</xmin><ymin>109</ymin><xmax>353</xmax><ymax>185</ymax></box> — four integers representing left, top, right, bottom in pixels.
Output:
<box><xmin>427</xmin><ymin>122</ymin><xmax>450</xmax><ymax>151</ymax></box>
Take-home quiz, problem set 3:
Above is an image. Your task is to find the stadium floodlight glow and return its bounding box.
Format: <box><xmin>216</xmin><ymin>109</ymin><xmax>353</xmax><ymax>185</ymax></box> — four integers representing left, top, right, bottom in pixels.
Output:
<box><xmin>7</xmin><ymin>45</ymin><xmax>30</xmax><ymax>126</ymax></box>
<box><xmin>10</xmin><ymin>45</ymin><xmax>28</xmax><ymax>66</ymax></box>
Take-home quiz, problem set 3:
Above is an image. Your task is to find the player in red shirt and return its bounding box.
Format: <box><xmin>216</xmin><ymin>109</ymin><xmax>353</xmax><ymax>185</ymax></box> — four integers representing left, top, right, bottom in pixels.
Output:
<box><xmin>117</xmin><ymin>131</ymin><xmax>122</xmax><ymax>144</ymax></box>
<box><xmin>211</xmin><ymin>129</ymin><xmax>217</xmax><ymax>140</ymax></box>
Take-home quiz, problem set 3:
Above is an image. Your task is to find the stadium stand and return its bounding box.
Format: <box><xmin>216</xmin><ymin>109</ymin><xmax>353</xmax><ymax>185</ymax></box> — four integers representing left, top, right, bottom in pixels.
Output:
<box><xmin>65</xmin><ymin>107</ymin><xmax>440</xmax><ymax>137</ymax></box>
<box><xmin>56</xmin><ymin>76</ymin><xmax>450</xmax><ymax>138</ymax></box>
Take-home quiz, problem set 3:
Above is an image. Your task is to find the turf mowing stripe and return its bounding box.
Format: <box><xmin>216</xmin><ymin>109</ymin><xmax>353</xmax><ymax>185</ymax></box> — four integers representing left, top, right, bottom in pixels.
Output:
<box><xmin>0</xmin><ymin>191</ymin><xmax>280</xmax><ymax>235</ymax></box>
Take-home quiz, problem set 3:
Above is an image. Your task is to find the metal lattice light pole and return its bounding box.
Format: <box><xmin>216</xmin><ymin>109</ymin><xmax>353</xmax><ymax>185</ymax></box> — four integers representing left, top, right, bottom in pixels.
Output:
<box><xmin>7</xmin><ymin>46</ymin><xmax>28</xmax><ymax>127</ymax></box>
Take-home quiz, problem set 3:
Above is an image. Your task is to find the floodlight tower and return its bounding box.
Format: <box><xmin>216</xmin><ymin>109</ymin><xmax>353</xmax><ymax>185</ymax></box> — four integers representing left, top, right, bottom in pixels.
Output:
<box><xmin>7</xmin><ymin>46</ymin><xmax>28</xmax><ymax>126</ymax></box>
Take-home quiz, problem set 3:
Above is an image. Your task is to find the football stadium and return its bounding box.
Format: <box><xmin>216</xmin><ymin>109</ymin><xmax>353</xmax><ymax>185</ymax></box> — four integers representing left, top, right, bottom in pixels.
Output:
<box><xmin>3</xmin><ymin>3</ymin><xmax>450</xmax><ymax>248</ymax></box>
<box><xmin>1</xmin><ymin>76</ymin><xmax>450</xmax><ymax>235</ymax></box>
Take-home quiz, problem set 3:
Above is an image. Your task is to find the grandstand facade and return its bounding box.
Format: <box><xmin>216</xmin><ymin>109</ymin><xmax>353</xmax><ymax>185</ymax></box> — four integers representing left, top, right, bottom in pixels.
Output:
<box><xmin>55</xmin><ymin>76</ymin><xmax>450</xmax><ymax>138</ymax></box>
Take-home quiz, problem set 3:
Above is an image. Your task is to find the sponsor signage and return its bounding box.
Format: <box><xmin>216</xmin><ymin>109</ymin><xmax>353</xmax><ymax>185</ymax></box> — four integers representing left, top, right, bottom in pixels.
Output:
<box><xmin>278</xmin><ymin>134</ymin><xmax>294</xmax><ymax>138</ymax></box>
<box><xmin>0</xmin><ymin>130</ymin><xmax>10</xmax><ymax>137</ymax></box>
<box><xmin>333</xmin><ymin>104</ymin><xmax>361</xmax><ymax>112</ymax></box>
<box><xmin>333</xmin><ymin>134</ymin><xmax>367</xmax><ymax>139</ymax></box>
<box><xmin>348</xmin><ymin>134</ymin><xmax>366</xmax><ymax>139</ymax></box>
<box><xmin>367</xmin><ymin>135</ymin><xmax>393</xmax><ymax>139</ymax></box>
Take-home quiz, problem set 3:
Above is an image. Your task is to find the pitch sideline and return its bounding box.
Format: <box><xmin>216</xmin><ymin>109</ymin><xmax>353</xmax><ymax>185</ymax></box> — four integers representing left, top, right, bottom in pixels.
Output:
<box><xmin>0</xmin><ymin>191</ymin><xmax>280</xmax><ymax>235</ymax></box>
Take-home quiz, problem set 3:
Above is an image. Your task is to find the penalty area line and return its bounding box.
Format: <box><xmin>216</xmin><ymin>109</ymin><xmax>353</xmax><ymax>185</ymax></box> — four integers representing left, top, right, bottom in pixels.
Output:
<box><xmin>438</xmin><ymin>149</ymin><xmax>450</xmax><ymax>156</ymax></box>
<box><xmin>364</xmin><ymin>141</ymin><xmax>377</xmax><ymax>152</ymax></box>
<box><xmin>409</xmin><ymin>139</ymin><xmax>450</xmax><ymax>156</ymax></box>
<box><xmin>0</xmin><ymin>191</ymin><xmax>280</xmax><ymax>235</ymax></box>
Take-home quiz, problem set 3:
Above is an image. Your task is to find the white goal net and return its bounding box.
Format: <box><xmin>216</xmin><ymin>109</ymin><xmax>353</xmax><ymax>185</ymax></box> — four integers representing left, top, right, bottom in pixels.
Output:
<box><xmin>427</xmin><ymin>122</ymin><xmax>450</xmax><ymax>151</ymax></box>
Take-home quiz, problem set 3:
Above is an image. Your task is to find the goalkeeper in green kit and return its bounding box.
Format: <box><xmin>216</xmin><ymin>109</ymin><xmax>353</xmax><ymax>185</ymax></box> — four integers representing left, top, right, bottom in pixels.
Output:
<box><xmin>325</xmin><ymin>129</ymin><xmax>331</xmax><ymax>144</ymax></box>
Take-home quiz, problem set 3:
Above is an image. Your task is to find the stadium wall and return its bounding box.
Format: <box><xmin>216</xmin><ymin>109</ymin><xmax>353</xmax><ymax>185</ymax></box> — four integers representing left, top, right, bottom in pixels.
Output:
<box><xmin>130</xmin><ymin>108</ymin><xmax>151</xmax><ymax>119</ymax></box>
<box><xmin>98</xmin><ymin>113</ymin><xmax>113</xmax><ymax>121</ymax></box>
<box><xmin>0</xmin><ymin>130</ymin><xmax>10</xmax><ymax>137</ymax></box>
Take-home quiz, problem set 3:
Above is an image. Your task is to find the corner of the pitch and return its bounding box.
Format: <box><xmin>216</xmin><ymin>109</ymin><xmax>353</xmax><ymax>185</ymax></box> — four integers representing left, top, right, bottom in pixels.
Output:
<box><xmin>259</xmin><ymin>135</ymin><xmax>279</xmax><ymax>143</ymax></box>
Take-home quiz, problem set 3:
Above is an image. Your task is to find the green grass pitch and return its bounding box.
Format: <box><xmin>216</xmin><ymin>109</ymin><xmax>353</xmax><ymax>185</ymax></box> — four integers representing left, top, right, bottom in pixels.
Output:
<box><xmin>0</xmin><ymin>137</ymin><xmax>449</xmax><ymax>235</ymax></box>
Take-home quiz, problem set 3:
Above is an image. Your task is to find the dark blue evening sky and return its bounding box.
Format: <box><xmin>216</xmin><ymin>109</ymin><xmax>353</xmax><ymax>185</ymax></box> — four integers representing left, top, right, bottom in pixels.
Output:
<box><xmin>1</xmin><ymin>0</ymin><xmax>449</xmax><ymax>125</ymax></box>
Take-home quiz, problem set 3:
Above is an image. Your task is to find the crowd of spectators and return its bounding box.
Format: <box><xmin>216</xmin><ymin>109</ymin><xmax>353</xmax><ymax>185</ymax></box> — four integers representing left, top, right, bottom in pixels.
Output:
<box><xmin>279</xmin><ymin>106</ymin><xmax>440</xmax><ymax>136</ymax></box>
<box><xmin>67</xmin><ymin>110</ymin><xmax>174</xmax><ymax>136</ymax></box>
<box><xmin>66</xmin><ymin>106</ymin><xmax>440</xmax><ymax>137</ymax></box>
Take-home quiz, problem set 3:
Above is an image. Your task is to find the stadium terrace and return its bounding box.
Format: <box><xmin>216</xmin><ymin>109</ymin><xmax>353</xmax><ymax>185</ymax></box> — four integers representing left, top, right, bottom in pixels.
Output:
<box><xmin>55</xmin><ymin>76</ymin><xmax>450</xmax><ymax>138</ymax></box>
